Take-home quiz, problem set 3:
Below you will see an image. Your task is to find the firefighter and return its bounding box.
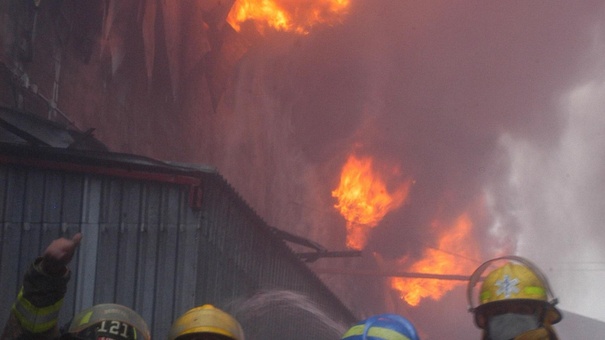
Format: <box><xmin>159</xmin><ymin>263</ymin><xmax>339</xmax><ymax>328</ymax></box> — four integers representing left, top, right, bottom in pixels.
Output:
<box><xmin>1</xmin><ymin>233</ymin><xmax>150</xmax><ymax>340</ymax></box>
<box><xmin>341</xmin><ymin>313</ymin><xmax>420</xmax><ymax>340</ymax></box>
<box><xmin>467</xmin><ymin>256</ymin><xmax>562</xmax><ymax>340</ymax></box>
<box><xmin>168</xmin><ymin>304</ymin><xmax>245</xmax><ymax>340</ymax></box>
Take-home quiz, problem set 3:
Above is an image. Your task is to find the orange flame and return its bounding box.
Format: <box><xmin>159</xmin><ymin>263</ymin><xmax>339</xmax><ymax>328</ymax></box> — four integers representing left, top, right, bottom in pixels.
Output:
<box><xmin>332</xmin><ymin>155</ymin><xmax>411</xmax><ymax>250</ymax></box>
<box><xmin>227</xmin><ymin>0</ymin><xmax>350</xmax><ymax>35</ymax></box>
<box><xmin>390</xmin><ymin>213</ymin><xmax>479</xmax><ymax>306</ymax></box>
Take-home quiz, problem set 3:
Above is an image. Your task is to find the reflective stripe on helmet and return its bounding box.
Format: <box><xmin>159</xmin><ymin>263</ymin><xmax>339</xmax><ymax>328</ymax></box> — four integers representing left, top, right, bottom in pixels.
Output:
<box><xmin>342</xmin><ymin>324</ymin><xmax>411</xmax><ymax>340</ymax></box>
<box><xmin>12</xmin><ymin>288</ymin><xmax>64</xmax><ymax>333</ymax></box>
<box><xmin>523</xmin><ymin>286</ymin><xmax>545</xmax><ymax>297</ymax></box>
<box><xmin>74</xmin><ymin>310</ymin><xmax>94</xmax><ymax>327</ymax></box>
<box><xmin>481</xmin><ymin>285</ymin><xmax>546</xmax><ymax>302</ymax></box>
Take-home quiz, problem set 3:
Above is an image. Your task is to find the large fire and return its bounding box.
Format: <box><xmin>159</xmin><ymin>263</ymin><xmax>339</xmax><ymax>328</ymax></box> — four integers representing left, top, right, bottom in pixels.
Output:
<box><xmin>332</xmin><ymin>154</ymin><xmax>412</xmax><ymax>250</ymax></box>
<box><xmin>227</xmin><ymin>0</ymin><xmax>350</xmax><ymax>34</ymax></box>
<box><xmin>390</xmin><ymin>213</ymin><xmax>480</xmax><ymax>306</ymax></box>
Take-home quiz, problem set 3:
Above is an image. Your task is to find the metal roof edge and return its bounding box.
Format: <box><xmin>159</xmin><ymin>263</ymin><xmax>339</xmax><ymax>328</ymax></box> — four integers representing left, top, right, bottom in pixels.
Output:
<box><xmin>0</xmin><ymin>142</ymin><xmax>216</xmax><ymax>185</ymax></box>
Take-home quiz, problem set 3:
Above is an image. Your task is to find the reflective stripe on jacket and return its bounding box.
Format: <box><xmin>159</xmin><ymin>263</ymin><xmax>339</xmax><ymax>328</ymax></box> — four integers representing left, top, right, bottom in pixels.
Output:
<box><xmin>1</xmin><ymin>258</ymin><xmax>70</xmax><ymax>340</ymax></box>
<box><xmin>12</xmin><ymin>287</ymin><xmax>64</xmax><ymax>333</ymax></box>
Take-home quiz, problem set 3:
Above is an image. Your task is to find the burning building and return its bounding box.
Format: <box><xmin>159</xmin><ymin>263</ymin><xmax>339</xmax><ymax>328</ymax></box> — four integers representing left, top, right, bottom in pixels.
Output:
<box><xmin>0</xmin><ymin>0</ymin><xmax>492</xmax><ymax>338</ymax></box>
<box><xmin>0</xmin><ymin>1</ymin><xmax>359</xmax><ymax>339</ymax></box>
<box><xmin>4</xmin><ymin>0</ymin><xmax>605</xmax><ymax>338</ymax></box>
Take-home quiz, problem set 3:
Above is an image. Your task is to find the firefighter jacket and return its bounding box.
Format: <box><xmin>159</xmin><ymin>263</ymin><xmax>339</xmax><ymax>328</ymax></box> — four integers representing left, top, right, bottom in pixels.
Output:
<box><xmin>1</xmin><ymin>258</ymin><xmax>70</xmax><ymax>340</ymax></box>
<box><xmin>482</xmin><ymin>324</ymin><xmax>559</xmax><ymax>340</ymax></box>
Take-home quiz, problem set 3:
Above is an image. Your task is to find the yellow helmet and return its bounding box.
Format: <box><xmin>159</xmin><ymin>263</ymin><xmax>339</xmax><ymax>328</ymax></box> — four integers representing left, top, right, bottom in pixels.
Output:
<box><xmin>467</xmin><ymin>256</ymin><xmax>561</xmax><ymax>329</ymax></box>
<box><xmin>168</xmin><ymin>304</ymin><xmax>244</xmax><ymax>340</ymax></box>
<box><xmin>480</xmin><ymin>263</ymin><xmax>549</xmax><ymax>304</ymax></box>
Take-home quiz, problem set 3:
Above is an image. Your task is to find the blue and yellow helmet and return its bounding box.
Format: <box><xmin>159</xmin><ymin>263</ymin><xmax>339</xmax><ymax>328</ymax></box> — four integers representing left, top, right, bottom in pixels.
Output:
<box><xmin>341</xmin><ymin>314</ymin><xmax>419</xmax><ymax>340</ymax></box>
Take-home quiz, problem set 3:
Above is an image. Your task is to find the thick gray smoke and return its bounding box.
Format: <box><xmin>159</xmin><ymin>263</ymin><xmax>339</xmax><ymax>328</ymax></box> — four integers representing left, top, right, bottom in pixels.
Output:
<box><xmin>214</xmin><ymin>1</ymin><xmax>605</xmax><ymax>337</ymax></box>
<box><xmin>25</xmin><ymin>0</ymin><xmax>605</xmax><ymax>338</ymax></box>
<box><xmin>235</xmin><ymin>0</ymin><xmax>600</xmax><ymax>256</ymax></box>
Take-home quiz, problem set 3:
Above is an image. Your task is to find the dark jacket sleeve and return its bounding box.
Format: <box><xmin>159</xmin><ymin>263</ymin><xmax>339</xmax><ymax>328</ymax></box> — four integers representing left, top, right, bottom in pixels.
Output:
<box><xmin>1</xmin><ymin>258</ymin><xmax>71</xmax><ymax>340</ymax></box>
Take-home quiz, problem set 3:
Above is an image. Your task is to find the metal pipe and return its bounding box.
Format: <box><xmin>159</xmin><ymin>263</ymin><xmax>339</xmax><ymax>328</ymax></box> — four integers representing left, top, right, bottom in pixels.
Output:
<box><xmin>313</xmin><ymin>268</ymin><xmax>472</xmax><ymax>281</ymax></box>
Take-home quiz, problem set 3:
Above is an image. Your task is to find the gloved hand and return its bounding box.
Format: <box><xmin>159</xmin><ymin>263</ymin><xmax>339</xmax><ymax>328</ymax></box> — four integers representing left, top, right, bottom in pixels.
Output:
<box><xmin>40</xmin><ymin>233</ymin><xmax>82</xmax><ymax>276</ymax></box>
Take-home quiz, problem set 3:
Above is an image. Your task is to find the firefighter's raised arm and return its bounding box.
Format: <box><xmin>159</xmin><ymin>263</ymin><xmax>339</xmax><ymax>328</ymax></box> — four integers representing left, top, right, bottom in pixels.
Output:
<box><xmin>1</xmin><ymin>233</ymin><xmax>82</xmax><ymax>340</ymax></box>
<box><xmin>39</xmin><ymin>232</ymin><xmax>82</xmax><ymax>276</ymax></box>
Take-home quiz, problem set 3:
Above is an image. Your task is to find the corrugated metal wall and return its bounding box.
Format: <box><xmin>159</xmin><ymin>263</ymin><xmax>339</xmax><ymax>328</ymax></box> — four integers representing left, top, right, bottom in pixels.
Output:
<box><xmin>0</xmin><ymin>148</ymin><xmax>356</xmax><ymax>339</ymax></box>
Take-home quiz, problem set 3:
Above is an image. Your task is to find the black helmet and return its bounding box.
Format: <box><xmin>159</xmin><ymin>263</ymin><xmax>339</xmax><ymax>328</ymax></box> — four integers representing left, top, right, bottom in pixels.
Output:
<box><xmin>64</xmin><ymin>304</ymin><xmax>150</xmax><ymax>340</ymax></box>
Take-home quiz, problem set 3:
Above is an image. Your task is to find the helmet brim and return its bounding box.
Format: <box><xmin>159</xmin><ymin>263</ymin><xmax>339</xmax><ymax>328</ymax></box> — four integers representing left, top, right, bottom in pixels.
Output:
<box><xmin>474</xmin><ymin>299</ymin><xmax>562</xmax><ymax>329</ymax></box>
